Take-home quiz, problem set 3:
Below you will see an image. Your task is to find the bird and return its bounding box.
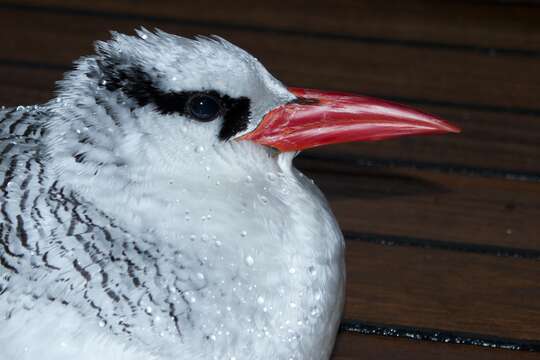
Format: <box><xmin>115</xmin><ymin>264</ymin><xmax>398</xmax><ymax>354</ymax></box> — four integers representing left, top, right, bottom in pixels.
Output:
<box><xmin>0</xmin><ymin>29</ymin><xmax>459</xmax><ymax>360</ymax></box>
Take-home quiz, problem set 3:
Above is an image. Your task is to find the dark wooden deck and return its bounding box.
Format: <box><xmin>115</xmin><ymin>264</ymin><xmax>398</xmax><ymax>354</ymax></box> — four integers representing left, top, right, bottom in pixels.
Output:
<box><xmin>1</xmin><ymin>1</ymin><xmax>539</xmax><ymax>358</ymax></box>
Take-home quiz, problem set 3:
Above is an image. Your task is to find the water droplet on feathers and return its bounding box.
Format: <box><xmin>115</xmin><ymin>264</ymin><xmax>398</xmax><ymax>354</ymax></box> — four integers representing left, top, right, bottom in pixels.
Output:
<box><xmin>266</xmin><ymin>172</ymin><xmax>277</xmax><ymax>182</ymax></box>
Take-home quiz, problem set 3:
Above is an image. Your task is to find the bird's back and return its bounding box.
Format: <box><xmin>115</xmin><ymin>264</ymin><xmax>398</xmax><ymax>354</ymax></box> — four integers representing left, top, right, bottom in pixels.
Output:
<box><xmin>0</xmin><ymin>109</ymin><xmax>133</xmax><ymax>360</ymax></box>
<box><xmin>0</xmin><ymin>106</ymin><xmax>178</xmax><ymax>358</ymax></box>
<box><xmin>0</xmin><ymin>106</ymin><xmax>50</xmax><ymax>277</ymax></box>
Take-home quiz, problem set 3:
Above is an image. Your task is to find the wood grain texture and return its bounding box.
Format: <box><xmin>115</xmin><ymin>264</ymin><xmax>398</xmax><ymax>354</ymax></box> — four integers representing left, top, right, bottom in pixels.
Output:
<box><xmin>0</xmin><ymin>65</ymin><xmax>60</xmax><ymax>105</ymax></box>
<box><xmin>1</xmin><ymin>1</ymin><xmax>540</xmax><ymax>357</ymax></box>
<box><xmin>332</xmin><ymin>333</ymin><xmax>540</xmax><ymax>359</ymax></box>
<box><xmin>1</xmin><ymin>8</ymin><xmax>539</xmax><ymax>111</ymax></box>
<box><xmin>299</xmin><ymin>158</ymin><xmax>540</xmax><ymax>251</ymax></box>
<box><xmin>7</xmin><ymin>0</ymin><xmax>540</xmax><ymax>51</ymax></box>
<box><xmin>344</xmin><ymin>241</ymin><xmax>540</xmax><ymax>340</ymax></box>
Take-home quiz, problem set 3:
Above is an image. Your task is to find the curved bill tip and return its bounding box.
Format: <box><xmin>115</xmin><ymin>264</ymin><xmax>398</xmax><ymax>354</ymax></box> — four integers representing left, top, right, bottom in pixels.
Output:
<box><xmin>241</xmin><ymin>87</ymin><xmax>461</xmax><ymax>152</ymax></box>
<box><xmin>436</xmin><ymin>121</ymin><xmax>461</xmax><ymax>134</ymax></box>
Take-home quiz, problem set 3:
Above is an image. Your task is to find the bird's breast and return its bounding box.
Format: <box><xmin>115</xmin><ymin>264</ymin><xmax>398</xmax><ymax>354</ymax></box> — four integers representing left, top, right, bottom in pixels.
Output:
<box><xmin>49</xmin><ymin>150</ymin><xmax>345</xmax><ymax>359</ymax></box>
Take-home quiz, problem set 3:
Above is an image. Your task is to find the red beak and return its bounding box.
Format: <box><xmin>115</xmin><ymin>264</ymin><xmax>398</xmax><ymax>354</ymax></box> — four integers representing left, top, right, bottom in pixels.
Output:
<box><xmin>240</xmin><ymin>87</ymin><xmax>460</xmax><ymax>152</ymax></box>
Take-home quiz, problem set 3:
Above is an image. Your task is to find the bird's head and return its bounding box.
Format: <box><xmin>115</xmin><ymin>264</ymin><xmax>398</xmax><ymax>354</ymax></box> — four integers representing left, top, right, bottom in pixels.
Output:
<box><xmin>90</xmin><ymin>29</ymin><xmax>296</xmax><ymax>148</ymax></box>
<box><xmin>47</xmin><ymin>28</ymin><xmax>460</xmax><ymax>214</ymax></box>
<box><xmin>50</xmin><ymin>29</ymin><xmax>458</xmax><ymax>167</ymax></box>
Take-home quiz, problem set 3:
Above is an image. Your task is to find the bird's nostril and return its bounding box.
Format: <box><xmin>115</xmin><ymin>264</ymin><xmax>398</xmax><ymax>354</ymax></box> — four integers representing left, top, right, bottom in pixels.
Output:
<box><xmin>290</xmin><ymin>97</ymin><xmax>320</xmax><ymax>106</ymax></box>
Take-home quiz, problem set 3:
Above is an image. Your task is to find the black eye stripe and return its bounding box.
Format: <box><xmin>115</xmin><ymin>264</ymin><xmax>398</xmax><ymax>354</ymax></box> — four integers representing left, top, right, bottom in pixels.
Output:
<box><xmin>219</xmin><ymin>97</ymin><xmax>250</xmax><ymax>141</ymax></box>
<box><xmin>97</xmin><ymin>63</ymin><xmax>251</xmax><ymax>140</ymax></box>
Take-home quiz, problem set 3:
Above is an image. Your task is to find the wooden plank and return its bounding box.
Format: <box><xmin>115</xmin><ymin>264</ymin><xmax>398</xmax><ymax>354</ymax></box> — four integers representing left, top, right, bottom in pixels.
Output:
<box><xmin>343</xmin><ymin>241</ymin><xmax>540</xmax><ymax>340</ymax></box>
<box><xmin>1</xmin><ymin>9</ymin><xmax>540</xmax><ymax>111</ymax></box>
<box><xmin>1</xmin><ymin>20</ymin><xmax>540</xmax><ymax>175</ymax></box>
<box><xmin>298</xmin><ymin>158</ymin><xmax>540</xmax><ymax>251</ymax></box>
<box><xmin>332</xmin><ymin>333</ymin><xmax>540</xmax><ymax>360</ymax></box>
<box><xmin>0</xmin><ymin>65</ymin><xmax>59</xmax><ymax>106</ymax></box>
<box><xmin>8</xmin><ymin>0</ymin><xmax>540</xmax><ymax>51</ymax></box>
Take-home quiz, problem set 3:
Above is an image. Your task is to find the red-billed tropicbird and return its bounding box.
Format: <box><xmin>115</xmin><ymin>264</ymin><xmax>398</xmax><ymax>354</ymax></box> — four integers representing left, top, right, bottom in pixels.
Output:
<box><xmin>0</xmin><ymin>29</ymin><xmax>458</xmax><ymax>360</ymax></box>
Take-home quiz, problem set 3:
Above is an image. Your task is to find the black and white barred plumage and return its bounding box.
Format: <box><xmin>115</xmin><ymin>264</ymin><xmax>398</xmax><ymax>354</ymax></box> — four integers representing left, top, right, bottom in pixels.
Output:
<box><xmin>0</xmin><ymin>106</ymin><xmax>211</xmax><ymax>351</ymax></box>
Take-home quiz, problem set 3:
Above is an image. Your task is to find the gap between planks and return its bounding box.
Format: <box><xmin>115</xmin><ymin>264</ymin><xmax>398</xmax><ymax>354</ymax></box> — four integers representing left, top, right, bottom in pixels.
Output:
<box><xmin>332</xmin><ymin>332</ymin><xmax>540</xmax><ymax>359</ymax></box>
<box><xmin>343</xmin><ymin>242</ymin><xmax>540</xmax><ymax>341</ymax></box>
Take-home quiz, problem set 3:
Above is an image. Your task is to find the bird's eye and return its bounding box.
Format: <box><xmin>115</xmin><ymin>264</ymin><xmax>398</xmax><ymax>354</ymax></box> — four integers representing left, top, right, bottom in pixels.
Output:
<box><xmin>187</xmin><ymin>94</ymin><xmax>222</xmax><ymax>122</ymax></box>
